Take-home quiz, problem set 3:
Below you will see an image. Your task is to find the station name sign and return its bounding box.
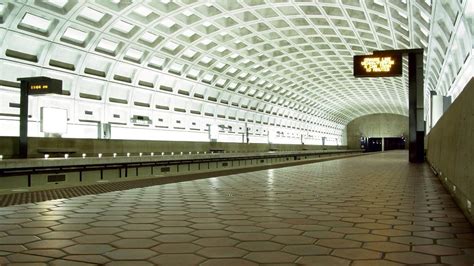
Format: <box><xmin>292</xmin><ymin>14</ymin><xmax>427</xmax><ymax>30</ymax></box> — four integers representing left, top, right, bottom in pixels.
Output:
<box><xmin>353</xmin><ymin>54</ymin><xmax>402</xmax><ymax>77</ymax></box>
<box><xmin>17</xmin><ymin>76</ymin><xmax>63</xmax><ymax>95</ymax></box>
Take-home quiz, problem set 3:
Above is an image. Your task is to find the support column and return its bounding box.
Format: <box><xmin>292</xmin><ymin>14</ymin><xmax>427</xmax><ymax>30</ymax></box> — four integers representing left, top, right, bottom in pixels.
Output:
<box><xmin>408</xmin><ymin>52</ymin><xmax>425</xmax><ymax>163</ymax></box>
<box><xmin>19</xmin><ymin>81</ymin><xmax>29</xmax><ymax>159</ymax></box>
<box><xmin>381</xmin><ymin>137</ymin><xmax>385</xmax><ymax>152</ymax></box>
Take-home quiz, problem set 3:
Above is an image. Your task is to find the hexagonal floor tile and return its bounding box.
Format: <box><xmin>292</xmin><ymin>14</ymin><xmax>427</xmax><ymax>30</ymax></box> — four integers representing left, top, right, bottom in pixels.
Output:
<box><xmin>200</xmin><ymin>258</ymin><xmax>258</xmax><ymax>266</ymax></box>
<box><xmin>372</xmin><ymin>229</ymin><xmax>410</xmax><ymax>237</ymax></box>
<box><xmin>413</xmin><ymin>244</ymin><xmax>462</xmax><ymax>256</ymax></box>
<box><xmin>63</xmin><ymin>244</ymin><xmax>115</xmax><ymax>255</ymax></box>
<box><xmin>153</xmin><ymin>234</ymin><xmax>198</xmax><ymax>243</ymax></box>
<box><xmin>156</xmin><ymin>227</ymin><xmax>194</xmax><ymax>234</ymax></box>
<box><xmin>345</xmin><ymin>233</ymin><xmax>388</xmax><ymax>242</ymax></box>
<box><xmin>363</xmin><ymin>242</ymin><xmax>410</xmax><ymax>252</ymax></box>
<box><xmin>390</xmin><ymin>236</ymin><xmax>433</xmax><ymax>245</ymax></box>
<box><xmin>296</xmin><ymin>255</ymin><xmax>350</xmax><ymax>265</ymax></box>
<box><xmin>197</xmin><ymin>247</ymin><xmax>248</xmax><ymax>258</ymax></box>
<box><xmin>317</xmin><ymin>239</ymin><xmax>361</xmax><ymax>248</ymax></box>
<box><xmin>230</xmin><ymin>232</ymin><xmax>273</xmax><ymax>241</ymax></box>
<box><xmin>437</xmin><ymin>238</ymin><xmax>474</xmax><ymax>248</ymax></box>
<box><xmin>25</xmin><ymin>240</ymin><xmax>75</xmax><ymax>249</ymax></box>
<box><xmin>282</xmin><ymin>244</ymin><xmax>331</xmax><ymax>255</ymax></box>
<box><xmin>0</xmin><ymin>236</ymin><xmax>40</xmax><ymax>244</ymax></box>
<box><xmin>153</xmin><ymin>243</ymin><xmax>202</xmax><ymax>253</ymax></box>
<box><xmin>150</xmin><ymin>254</ymin><xmax>206</xmax><ymax>265</ymax></box>
<box><xmin>351</xmin><ymin>259</ymin><xmax>404</xmax><ymax>266</ymax></box>
<box><xmin>332</xmin><ymin>248</ymin><xmax>382</xmax><ymax>260</ymax></box>
<box><xmin>193</xmin><ymin>237</ymin><xmax>239</xmax><ymax>247</ymax></box>
<box><xmin>237</xmin><ymin>241</ymin><xmax>284</xmax><ymax>252</ymax></box>
<box><xmin>63</xmin><ymin>255</ymin><xmax>110</xmax><ymax>264</ymax></box>
<box><xmin>264</xmin><ymin>228</ymin><xmax>302</xmax><ymax>235</ymax></box>
<box><xmin>7</xmin><ymin>253</ymin><xmax>53</xmax><ymax>263</ymax></box>
<box><xmin>303</xmin><ymin>231</ymin><xmax>345</xmax><ymax>239</ymax></box>
<box><xmin>40</xmin><ymin>231</ymin><xmax>83</xmax><ymax>239</ymax></box>
<box><xmin>191</xmin><ymin>230</ymin><xmax>232</xmax><ymax>237</ymax></box>
<box><xmin>244</xmin><ymin>251</ymin><xmax>298</xmax><ymax>264</ymax></box>
<box><xmin>385</xmin><ymin>252</ymin><xmax>437</xmax><ymax>264</ymax></box>
<box><xmin>117</xmin><ymin>231</ymin><xmax>158</xmax><ymax>239</ymax></box>
<box><xmin>74</xmin><ymin>235</ymin><xmax>120</xmax><ymax>244</ymax></box>
<box><xmin>441</xmin><ymin>254</ymin><xmax>474</xmax><ymax>265</ymax></box>
<box><xmin>111</xmin><ymin>239</ymin><xmax>158</xmax><ymax>249</ymax></box>
<box><xmin>104</xmin><ymin>249</ymin><xmax>157</xmax><ymax>260</ymax></box>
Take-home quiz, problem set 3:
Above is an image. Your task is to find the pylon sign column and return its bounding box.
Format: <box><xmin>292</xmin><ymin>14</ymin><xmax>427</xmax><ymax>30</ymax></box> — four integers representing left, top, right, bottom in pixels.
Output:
<box><xmin>16</xmin><ymin>76</ymin><xmax>63</xmax><ymax>158</ymax></box>
<box><xmin>354</xmin><ymin>49</ymin><xmax>425</xmax><ymax>163</ymax></box>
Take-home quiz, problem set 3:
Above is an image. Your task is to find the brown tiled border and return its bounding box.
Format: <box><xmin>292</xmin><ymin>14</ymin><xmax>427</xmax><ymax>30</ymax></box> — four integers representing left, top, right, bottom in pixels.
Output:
<box><xmin>0</xmin><ymin>153</ymin><xmax>366</xmax><ymax>207</ymax></box>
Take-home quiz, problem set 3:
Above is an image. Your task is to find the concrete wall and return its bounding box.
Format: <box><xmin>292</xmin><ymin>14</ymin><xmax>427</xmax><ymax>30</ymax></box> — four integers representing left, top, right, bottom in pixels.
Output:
<box><xmin>346</xmin><ymin>113</ymin><xmax>409</xmax><ymax>149</ymax></box>
<box><xmin>0</xmin><ymin>137</ymin><xmax>347</xmax><ymax>159</ymax></box>
<box><xmin>427</xmin><ymin>78</ymin><xmax>474</xmax><ymax>224</ymax></box>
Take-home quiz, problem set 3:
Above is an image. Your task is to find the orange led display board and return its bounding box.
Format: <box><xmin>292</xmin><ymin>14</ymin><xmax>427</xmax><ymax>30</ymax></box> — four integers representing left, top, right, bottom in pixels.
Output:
<box><xmin>353</xmin><ymin>54</ymin><xmax>402</xmax><ymax>77</ymax></box>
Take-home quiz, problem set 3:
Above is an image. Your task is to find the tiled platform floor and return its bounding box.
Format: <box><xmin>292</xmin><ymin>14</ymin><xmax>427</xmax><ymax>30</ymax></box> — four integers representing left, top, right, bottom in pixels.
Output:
<box><xmin>0</xmin><ymin>150</ymin><xmax>473</xmax><ymax>265</ymax></box>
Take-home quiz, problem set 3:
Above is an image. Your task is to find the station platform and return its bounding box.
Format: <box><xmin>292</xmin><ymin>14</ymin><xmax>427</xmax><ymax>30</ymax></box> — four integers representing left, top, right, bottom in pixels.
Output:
<box><xmin>0</xmin><ymin>150</ymin><xmax>473</xmax><ymax>265</ymax></box>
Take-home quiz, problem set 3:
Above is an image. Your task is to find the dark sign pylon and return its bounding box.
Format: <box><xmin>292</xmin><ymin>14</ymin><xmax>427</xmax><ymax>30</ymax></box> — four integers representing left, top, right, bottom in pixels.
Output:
<box><xmin>16</xmin><ymin>77</ymin><xmax>63</xmax><ymax>158</ymax></box>
<box><xmin>354</xmin><ymin>49</ymin><xmax>425</xmax><ymax>163</ymax></box>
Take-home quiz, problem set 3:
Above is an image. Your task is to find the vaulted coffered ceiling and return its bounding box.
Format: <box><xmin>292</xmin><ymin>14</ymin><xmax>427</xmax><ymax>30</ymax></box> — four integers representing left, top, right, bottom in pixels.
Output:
<box><xmin>0</xmin><ymin>0</ymin><xmax>432</xmax><ymax>127</ymax></box>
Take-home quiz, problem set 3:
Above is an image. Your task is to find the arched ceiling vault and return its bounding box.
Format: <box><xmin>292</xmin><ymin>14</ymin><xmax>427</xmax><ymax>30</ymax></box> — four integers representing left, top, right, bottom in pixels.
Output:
<box><xmin>0</xmin><ymin>0</ymin><xmax>431</xmax><ymax>125</ymax></box>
